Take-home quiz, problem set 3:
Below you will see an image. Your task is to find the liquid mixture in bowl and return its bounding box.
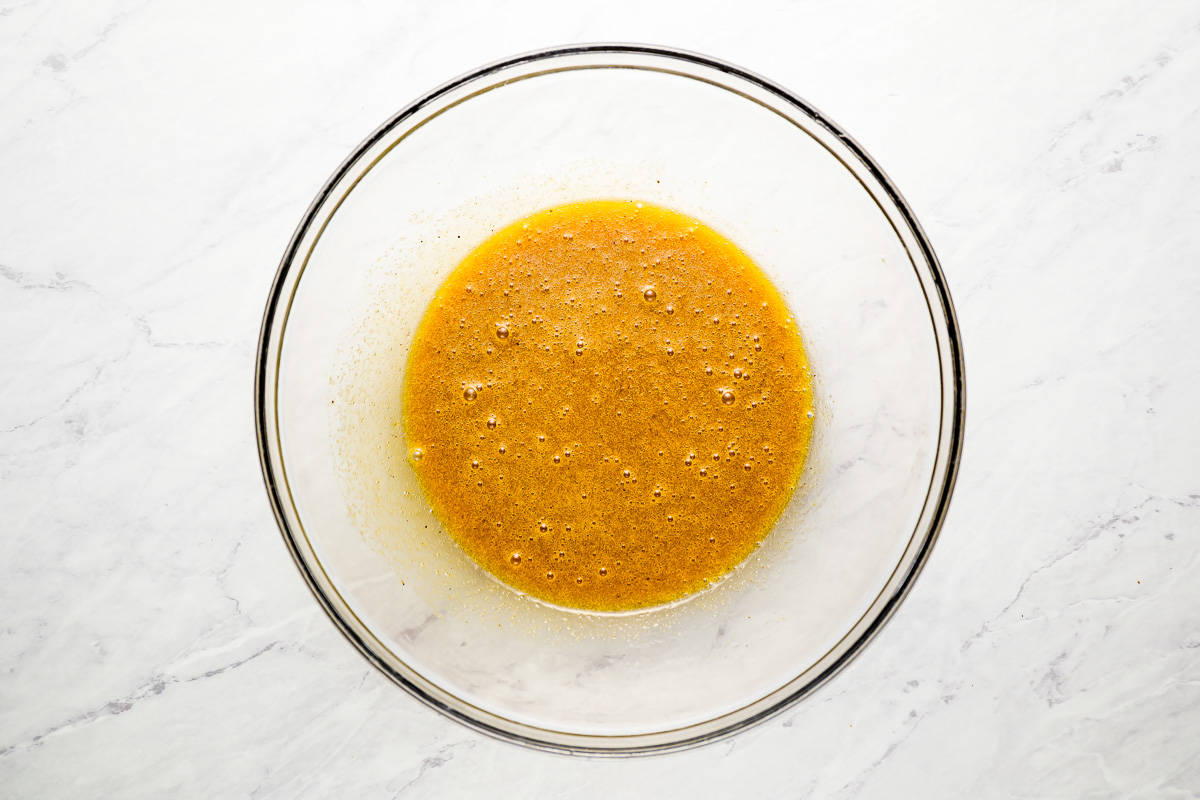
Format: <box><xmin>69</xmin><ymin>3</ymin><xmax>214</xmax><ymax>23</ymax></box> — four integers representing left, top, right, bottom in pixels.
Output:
<box><xmin>403</xmin><ymin>200</ymin><xmax>813</xmax><ymax>611</ymax></box>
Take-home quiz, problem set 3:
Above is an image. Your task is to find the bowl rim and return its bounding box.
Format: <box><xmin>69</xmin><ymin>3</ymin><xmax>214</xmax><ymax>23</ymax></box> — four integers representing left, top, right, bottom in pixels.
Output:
<box><xmin>254</xmin><ymin>42</ymin><xmax>966</xmax><ymax>756</ymax></box>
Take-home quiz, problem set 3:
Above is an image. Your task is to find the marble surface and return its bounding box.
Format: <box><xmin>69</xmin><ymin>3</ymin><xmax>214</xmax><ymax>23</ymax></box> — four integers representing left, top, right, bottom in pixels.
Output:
<box><xmin>2</xmin><ymin>0</ymin><xmax>1198</xmax><ymax>796</ymax></box>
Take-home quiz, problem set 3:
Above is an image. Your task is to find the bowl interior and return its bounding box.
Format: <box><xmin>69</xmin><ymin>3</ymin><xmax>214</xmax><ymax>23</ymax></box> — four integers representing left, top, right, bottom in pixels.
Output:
<box><xmin>260</xmin><ymin>47</ymin><xmax>960</xmax><ymax>752</ymax></box>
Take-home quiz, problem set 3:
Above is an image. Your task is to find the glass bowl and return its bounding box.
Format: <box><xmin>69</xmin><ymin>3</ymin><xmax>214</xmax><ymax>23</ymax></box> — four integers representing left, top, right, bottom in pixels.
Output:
<box><xmin>255</xmin><ymin>44</ymin><xmax>965</xmax><ymax>755</ymax></box>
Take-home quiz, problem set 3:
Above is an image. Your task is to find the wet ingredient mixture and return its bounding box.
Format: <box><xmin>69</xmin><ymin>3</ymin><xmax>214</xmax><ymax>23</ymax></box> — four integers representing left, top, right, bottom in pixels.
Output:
<box><xmin>402</xmin><ymin>200</ymin><xmax>813</xmax><ymax>611</ymax></box>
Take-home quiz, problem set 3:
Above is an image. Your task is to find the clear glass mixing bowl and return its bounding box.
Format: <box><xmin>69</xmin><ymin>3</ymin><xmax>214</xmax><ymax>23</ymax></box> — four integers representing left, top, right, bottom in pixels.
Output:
<box><xmin>255</xmin><ymin>45</ymin><xmax>965</xmax><ymax>755</ymax></box>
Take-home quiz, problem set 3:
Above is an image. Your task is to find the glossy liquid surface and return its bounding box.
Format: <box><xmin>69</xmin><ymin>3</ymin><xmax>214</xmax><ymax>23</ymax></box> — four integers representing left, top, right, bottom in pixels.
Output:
<box><xmin>403</xmin><ymin>200</ymin><xmax>813</xmax><ymax>610</ymax></box>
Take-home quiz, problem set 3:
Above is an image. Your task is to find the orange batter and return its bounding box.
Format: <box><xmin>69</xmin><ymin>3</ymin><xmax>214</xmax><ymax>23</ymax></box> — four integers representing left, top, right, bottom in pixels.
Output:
<box><xmin>402</xmin><ymin>200</ymin><xmax>813</xmax><ymax>611</ymax></box>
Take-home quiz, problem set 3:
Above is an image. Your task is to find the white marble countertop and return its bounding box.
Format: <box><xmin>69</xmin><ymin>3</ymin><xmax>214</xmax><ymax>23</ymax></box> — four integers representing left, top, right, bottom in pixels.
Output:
<box><xmin>3</xmin><ymin>1</ymin><xmax>1198</xmax><ymax>796</ymax></box>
